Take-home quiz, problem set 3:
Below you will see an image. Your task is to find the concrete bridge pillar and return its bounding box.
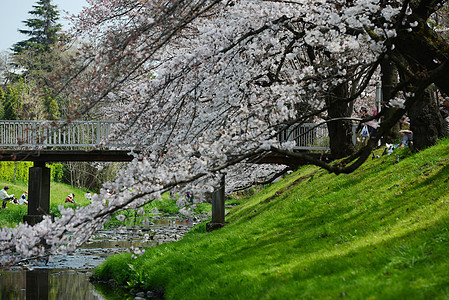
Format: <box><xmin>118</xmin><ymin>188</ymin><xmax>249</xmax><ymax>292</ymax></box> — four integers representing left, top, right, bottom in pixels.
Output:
<box><xmin>26</xmin><ymin>270</ymin><xmax>49</xmax><ymax>299</ymax></box>
<box><xmin>23</xmin><ymin>162</ymin><xmax>52</xmax><ymax>225</ymax></box>
<box><xmin>207</xmin><ymin>173</ymin><xmax>226</xmax><ymax>232</ymax></box>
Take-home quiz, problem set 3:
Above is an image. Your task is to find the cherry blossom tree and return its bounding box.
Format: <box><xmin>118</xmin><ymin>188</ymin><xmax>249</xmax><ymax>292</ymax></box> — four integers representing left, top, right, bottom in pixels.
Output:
<box><xmin>2</xmin><ymin>0</ymin><xmax>449</xmax><ymax>266</ymax></box>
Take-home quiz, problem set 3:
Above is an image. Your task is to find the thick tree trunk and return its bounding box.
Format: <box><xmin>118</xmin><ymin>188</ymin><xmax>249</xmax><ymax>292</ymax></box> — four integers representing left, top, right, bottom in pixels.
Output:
<box><xmin>408</xmin><ymin>85</ymin><xmax>446</xmax><ymax>150</ymax></box>
<box><xmin>391</xmin><ymin>11</ymin><xmax>449</xmax><ymax>150</ymax></box>
<box><xmin>326</xmin><ymin>84</ymin><xmax>356</xmax><ymax>158</ymax></box>
<box><xmin>381</xmin><ymin>59</ymin><xmax>400</xmax><ymax>143</ymax></box>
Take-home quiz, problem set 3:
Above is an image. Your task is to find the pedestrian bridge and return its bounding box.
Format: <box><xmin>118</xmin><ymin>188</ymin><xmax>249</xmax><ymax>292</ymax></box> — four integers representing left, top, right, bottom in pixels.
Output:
<box><xmin>0</xmin><ymin>120</ymin><xmax>356</xmax><ymax>225</ymax></box>
<box><xmin>0</xmin><ymin>120</ymin><xmax>354</xmax><ymax>151</ymax></box>
<box><xmin>276</xmin><ymin>122</ymin><xmax>357</xmax><ymax>151</ymax></box>
<box><xmin>0</xmin><ymin>120</ymin><xmax>136</xmax><ymax>225</ymax></box>
<box><xmin>0</xmin><ymin>120</ymin><xmax>125</xmax><ymax>148</ymax></box>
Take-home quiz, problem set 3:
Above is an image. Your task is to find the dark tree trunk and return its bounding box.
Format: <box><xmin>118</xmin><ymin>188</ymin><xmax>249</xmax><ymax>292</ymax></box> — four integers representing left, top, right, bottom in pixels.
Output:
<box><xmin>391</xmin><ymin>11</ymin><xmax>449</xmax><ymax>150</ymax></box>
<box><xmin>408</xmin><ymin>85</ymin><xmax>446</xmax><ymax>150</ymax></box>
<box><xmin>381</xmin><ymin>58</ymin><xmax>400</xmax><ymax>143</ymax></box>
<box><xmin>326</xmin><ymin>84</ymin><xmax>356</xmax><ymax>158</ymax></box>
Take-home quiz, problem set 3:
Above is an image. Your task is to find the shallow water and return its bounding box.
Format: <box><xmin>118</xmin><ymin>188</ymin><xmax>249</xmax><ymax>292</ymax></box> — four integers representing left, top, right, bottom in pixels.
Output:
<box><xmin>0</xmin><ymin>217</ymin><xmax>195</xmax><ymax>299</ymax></box>
<box><xmin>0</xmin><ymin>269</ymin><xmax>104</xmax><ymax>300</ymax></box>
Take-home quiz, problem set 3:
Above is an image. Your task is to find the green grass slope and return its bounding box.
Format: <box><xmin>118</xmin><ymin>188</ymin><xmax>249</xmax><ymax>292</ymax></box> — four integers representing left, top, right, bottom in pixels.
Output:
<box><xmin>95</xmin><ymin>140</ymin><xmax>449</xmax><ymax>299</ymax></box>
<box><xmin>0</xmin><ymin>180</ymin><xmax>92</xmax><ymax>228</ymax></box>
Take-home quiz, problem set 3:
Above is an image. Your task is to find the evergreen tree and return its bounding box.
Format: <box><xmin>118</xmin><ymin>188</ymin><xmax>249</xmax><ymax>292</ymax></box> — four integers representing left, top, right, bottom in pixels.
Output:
<box><xmin>12</xmin><ymin>0</ymin><xmax>61</xmax><ymax>55</ymax></box>
<box><xmin>6</xmin><ymin>0</ymin><xmax>64</xmax><ymax>120</ymax></box>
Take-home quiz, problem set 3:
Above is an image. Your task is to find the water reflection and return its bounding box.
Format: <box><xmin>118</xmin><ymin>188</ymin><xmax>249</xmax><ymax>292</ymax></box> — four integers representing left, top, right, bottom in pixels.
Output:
<box><xmin>0</xmin><ymin>269</ymin><xmax>105</xmax><ymax>300</ymax></box>
<box><xmin>0</xmin><ymin>217</ymin><xmax>195</xmax><ymax>299</ymax></box>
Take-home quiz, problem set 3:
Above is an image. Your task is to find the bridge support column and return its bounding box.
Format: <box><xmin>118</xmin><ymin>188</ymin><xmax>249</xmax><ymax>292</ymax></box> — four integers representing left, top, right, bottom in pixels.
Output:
<box><xmin>26</xmin><ymin>270</ymin><xmax>49</xmax><ymax>300</ymax></box>
<box><xmin>23</xmin><ymin>162</ymin><xmax>52</xmax><ymax>225</ymax></box>
<box><xmin>207</xmin><ymin>173</ymin><xmax>226</xmax><ymax>232</ymax></box>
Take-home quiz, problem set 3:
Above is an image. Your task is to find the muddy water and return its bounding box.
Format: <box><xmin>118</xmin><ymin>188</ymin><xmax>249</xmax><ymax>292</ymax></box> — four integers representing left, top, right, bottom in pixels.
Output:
<box><xmin>0</xmin><ymin>217</ymin><xmax>198</xmax><ymax>299</ymax></box>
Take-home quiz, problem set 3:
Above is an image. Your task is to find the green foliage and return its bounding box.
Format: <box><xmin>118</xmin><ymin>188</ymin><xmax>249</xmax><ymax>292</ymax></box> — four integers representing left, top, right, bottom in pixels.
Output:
<box><xmin>42</xmin><ymin>90</ymin><xmax>60</xmax><ymax>120</ymax></box>
<box><xmin>50</xmin><ymin>163</ymin><xmax>64</xmax><ymax>182</ymax></box>
<box><xmin>0</xmin><ymin>88</ymin><xmax>5</xmax><ymax>119</ymax></box>
<box><xmin>0</xmin><ymin>162</ymin><xmax>32</xmax><ymax>182</ymax></box>
<box><xmin>0</xmin><ymin>162</ymin><xmax>66</xmax><ymax>183</ymax></box>
<box><xmin>2</xmin><ymin>85</ymin><xmax>20</xmax><ymax>120</ymax></box>
<box><xmin>0</xmin><ymin>179</ymin><xmax>93</xmax><ymax>227</ymax></box>
<box><xmin>146</xmin><ymin>197</ymin><xmax>180</xmax><ymax>215</ymax></box>
<box><xmin>146</xmin><ymin>192</ymin><xmax>212</xmax><ymax>215</ymax></box>
<box><xmin>95</xmin><ymin>139</ymin><xmax>449</xmax><ymax>299</ymax></box>
<box><xmin>12</xmin><ymin>0</ymin><xmax>61</xmax><ymax>55</ymax></box>
<box><xmin>0</xmin><ymin>79</ymin><xmax>47</xmax><ymax>120</ymax></box>
<box><xmin>187</xmin><ymin>222</ymin><xmax>208</xmax><ymax>234</ymax></box>
<box><xmin>93</xmin><ymin>253</ymin><xmax>133</xmax><ymax>285</ymax></box>
<box><xmin>0</xmin><ymin>205</ymin><xmax>28</xmax><ymax>228</ymax></box>
<box><xmin>103</xmin><ymin>192</ymin><xmax>212</xmax><ymax>228</ymax></box>
<box><xmin>193</xmin><ymin>202</ymin><xmax>212</xmax><ymax>214</ymax></box>
<box><xmin>8</xmin><ymin>0</ymin><xmax>65</xmax><ymax>118</ymax></box>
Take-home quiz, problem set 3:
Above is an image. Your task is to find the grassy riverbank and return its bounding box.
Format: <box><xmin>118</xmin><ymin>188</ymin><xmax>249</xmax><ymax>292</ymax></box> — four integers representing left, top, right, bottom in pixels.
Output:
<box><xmin>0</xmin><ymin>180</ymin><xmax>91</xmax><ymax>228</ymax></box>
<box><xmin>0</xmin><ymin>179</ymin><xmax>210</xmax><ymax>229</ymax></box>
<box><xmin>94</xmin><ymin>139</ymin><xmax>449</xmax><ymax>299</ymax></box>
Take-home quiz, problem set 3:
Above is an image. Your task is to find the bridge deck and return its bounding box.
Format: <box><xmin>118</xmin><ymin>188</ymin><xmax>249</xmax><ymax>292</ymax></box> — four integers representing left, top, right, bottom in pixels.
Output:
<box><xmin>0</xmin><ymin>149</ymin><xmax>135</xmax><ymax>162</ymax></box>
<box><xmin>0</xmin><ymin>120</ymin><xmax>357</xmax><ymax>152</ymax></box>
<box><xmin>0</xmin><ymin>120</ymin><xmax>126</xmax><ymax>148</ymax></box>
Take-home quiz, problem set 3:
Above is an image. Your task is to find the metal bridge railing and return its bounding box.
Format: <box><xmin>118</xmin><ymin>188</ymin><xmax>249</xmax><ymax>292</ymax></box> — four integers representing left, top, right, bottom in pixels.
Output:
<box><xmin>277</xmin><ymin>123</ymin><xmax>330</xmax><ymax>150</ymax></box>
<box><xmin>0</xmin><ymin>120</ymin><xmax>124</xmax><ymax>148</ymax></box>
<box><xmin>277</xmin><ymin>123</ymin><xmax>358</xmax><ymax>151</ymax></box>
<box><xmin>1</xmin><ymin>120</ymin><xmax>356</xmax><ymax>151</ymax></box>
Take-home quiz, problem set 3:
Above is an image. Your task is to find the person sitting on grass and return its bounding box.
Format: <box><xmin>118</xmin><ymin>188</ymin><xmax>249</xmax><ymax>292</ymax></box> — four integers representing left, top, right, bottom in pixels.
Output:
<box><xmin>0</xmin><ymin>186</ymin><xmax>15</xmax><ymax>209</ymax></box>
<box><xmin>65</xmin><ymin>193</ymin><xmax>76</xmax><ymax>203</ymax></box>
<box><xmin>399</xmin><ymin>129</ymin><xmax>413</xmax><ymax>148</ymax></box>
<box><xmin>18</xmin><ymin>192</ymin><xmax>28</xmax><ymax>205</ymax></box>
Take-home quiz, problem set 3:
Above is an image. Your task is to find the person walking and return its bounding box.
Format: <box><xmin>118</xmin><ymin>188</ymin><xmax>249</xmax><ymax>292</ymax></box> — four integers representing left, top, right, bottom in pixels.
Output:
<box><xmin>357</xmin><ymin>107</ymin><xmax>379</xmax><ymax>145</ymax></box>
<box><xmin>0</xmin><ymin>186</ymin><xmax>15</xmax><ymax>209</ymax></box>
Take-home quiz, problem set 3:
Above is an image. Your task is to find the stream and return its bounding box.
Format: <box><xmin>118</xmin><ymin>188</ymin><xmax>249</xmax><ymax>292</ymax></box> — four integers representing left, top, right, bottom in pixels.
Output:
<box><xmin>0</xmin><ymin>216</ymin><xmax>204</xmax><ymax>300</ymax></box>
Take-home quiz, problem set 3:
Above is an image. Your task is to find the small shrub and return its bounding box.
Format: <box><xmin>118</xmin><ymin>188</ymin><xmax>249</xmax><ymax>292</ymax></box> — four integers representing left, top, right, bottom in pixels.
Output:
<box><xmin>94</xmin><ymin>253</ymin><xmax>133</xmax><ymax>285</ymax></box>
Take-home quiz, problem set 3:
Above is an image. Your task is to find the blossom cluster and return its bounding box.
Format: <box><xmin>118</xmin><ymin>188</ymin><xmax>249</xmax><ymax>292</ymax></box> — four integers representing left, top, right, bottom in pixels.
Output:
<box><xmin>1</xmin><ymin>0</ymin><xmax>413</xmax><ymax>265</ymax></box>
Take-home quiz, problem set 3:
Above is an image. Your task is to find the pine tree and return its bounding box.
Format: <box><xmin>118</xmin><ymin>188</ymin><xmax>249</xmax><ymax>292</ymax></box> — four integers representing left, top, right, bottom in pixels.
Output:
<box><xmin>6</xmin><ymin>0</ymin><xmax>63</xmax><ymax>120</ymax></box>
<box><xmin>12</xmin><ymin>0</ymin><xmax>61</xmax><ymax>54</ymax></box>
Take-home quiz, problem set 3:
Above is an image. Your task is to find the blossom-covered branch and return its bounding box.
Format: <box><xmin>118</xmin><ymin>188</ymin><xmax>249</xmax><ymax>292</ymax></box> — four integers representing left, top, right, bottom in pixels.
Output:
<box><xmin>3</xmin><ymin>0</ymin><xmax>449</xmax><ymax>265</ymax></box>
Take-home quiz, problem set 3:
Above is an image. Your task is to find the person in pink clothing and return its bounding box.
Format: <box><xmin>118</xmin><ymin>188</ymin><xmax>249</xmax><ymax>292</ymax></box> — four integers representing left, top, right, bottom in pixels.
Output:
<box><xmin>65</xmin><ymin>193</ymin><xmax>76</xmax><ymax>203</ymax></box>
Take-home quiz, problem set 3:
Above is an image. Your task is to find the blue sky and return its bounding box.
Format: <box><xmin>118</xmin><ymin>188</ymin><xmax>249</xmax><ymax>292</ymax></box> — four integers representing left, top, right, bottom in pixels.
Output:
<box><xmin>1</xmin><ymin>0</ymin><xmax>87</xmax><ymax>52</ymax></box>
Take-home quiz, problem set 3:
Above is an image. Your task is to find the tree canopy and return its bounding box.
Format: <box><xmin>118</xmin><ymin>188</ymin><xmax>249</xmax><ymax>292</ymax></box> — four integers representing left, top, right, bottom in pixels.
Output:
<box><xmin>4</xmin><ymin>0</ymin><xmax>63</xmax><ymax>120</ymax></box>
<box><xmin>1</xmin><ymin>0</ymin><xmax>449</xmax><ymax>265</ymax></box>
<box><xmin>12</xmin><ymin>0</ymin><xmax>61</xmax><ymax>54</ymax></box>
